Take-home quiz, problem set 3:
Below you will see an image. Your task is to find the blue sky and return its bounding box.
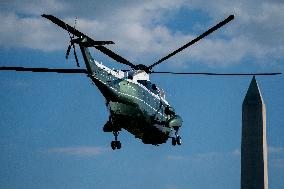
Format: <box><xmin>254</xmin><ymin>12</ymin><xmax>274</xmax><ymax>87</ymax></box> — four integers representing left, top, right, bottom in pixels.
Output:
<box><xmin>0</xmin><ymin>1</ymin><xmax>283</xmax><ymax>189</ymax></box>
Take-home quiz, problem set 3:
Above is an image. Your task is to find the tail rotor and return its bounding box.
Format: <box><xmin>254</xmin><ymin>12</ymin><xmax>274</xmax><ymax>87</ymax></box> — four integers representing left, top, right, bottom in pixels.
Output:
<box><xmin>65</xmin><ymin>17</ymin><xmax>80</xmax><ymax>67</ymax></box>
<box><xmin>65</xmin><ymin>44</ymin><xmax>72</xmax><ymax>60</ymax></box>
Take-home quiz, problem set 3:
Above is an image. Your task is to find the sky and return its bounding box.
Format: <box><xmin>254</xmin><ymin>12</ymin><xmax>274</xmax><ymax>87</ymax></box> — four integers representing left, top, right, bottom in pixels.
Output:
<box><xmin>0</xmin><ymin>1</ymin><xmax>283</xmax><ymax>189</ymax></box>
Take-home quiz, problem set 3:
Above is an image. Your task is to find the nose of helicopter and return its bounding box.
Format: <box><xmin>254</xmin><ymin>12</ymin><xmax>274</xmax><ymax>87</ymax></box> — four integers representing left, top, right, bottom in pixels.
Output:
<box><xmin>167</xmin><ymin>115</ymin><xmax>183</xmax><ymax>129</ymax></box>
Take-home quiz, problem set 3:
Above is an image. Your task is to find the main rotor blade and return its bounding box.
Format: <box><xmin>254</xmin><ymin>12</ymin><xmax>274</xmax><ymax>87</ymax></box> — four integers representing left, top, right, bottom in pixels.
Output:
<box><xmin>148</xmin><ymin>15</ymin><xmax>235</xmax><ymax>70</ymax></box>
<box><xmin>0</xmin><ymin>67</ymin><xmax>88</xmax><ymax>74</ymax></box>
<box><xmin>42</xmin><ymin>14</ymin><xmax>136</xmax><ymax>68</ymax></box>
<box><xmin>150</xmin><ymin>71</ymin><xmax>281</xmax><ymax>76</ymax></box>
<box><xmin>42</xmin><ymin>14</ymin><xmax>115</xmax><ymax>46</ymax></box>
<box><xmin>94</xmin><ymin>45</ymin><xmax>136</xmax><ymax>68</ymax></box>
<box><xmin>42</xmin><ymin>14</ymin><xmax>89</xmax><ymax>39</ymax></box>
<box><xmin>72</xmin><ymin>44</ymin><xmax>80</xmax><ymax>67</ymax></box>
<box><xmin>66</xmin><ymin>44</ymin><xmax>72</xmax><ymax>60</ymax></box>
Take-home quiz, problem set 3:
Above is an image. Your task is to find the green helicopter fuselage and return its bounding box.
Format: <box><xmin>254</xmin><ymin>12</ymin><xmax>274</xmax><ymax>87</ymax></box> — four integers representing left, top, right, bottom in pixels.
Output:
<box><xmin>80</xmin><ymin>45</ymin><xmax>182</xmax><ymax>145</ymax></box>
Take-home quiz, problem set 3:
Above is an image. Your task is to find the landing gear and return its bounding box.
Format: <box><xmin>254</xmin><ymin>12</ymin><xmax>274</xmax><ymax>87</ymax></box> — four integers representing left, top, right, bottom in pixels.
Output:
<box><xmin>111</xmin><ymin>131</ymin><xmax>121</xmax><ymax>150</ymax></box>
<box><xmin>172</xmin><ymin>136</ymin><xmax>181</xmax><ymax>146</ymax></box>
<box><xmin>172</xmin><ymin>137</ymin><xmax>177</xmax><ymax>146</ymax></box>
<box><xmin>176</xmin><ymin>136</ymin><xmax>182</xmax><ymax>145</ymax></box>
<box><xmin>171</xmin><ymin>128</ymin><xmax>181</xmax><ymax>146</ymax></box>
<box><xmin>111</xmin><ymin>140</ymin><xmax>121</xmax><ymax>150</ymax></box>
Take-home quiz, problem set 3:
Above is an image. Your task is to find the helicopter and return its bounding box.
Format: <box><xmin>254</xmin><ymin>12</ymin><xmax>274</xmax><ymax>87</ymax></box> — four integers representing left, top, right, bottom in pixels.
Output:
<box><xmin>0</xmin><ymin>14</ymin><xmax>280</xmax><ymax>150</ymax></box>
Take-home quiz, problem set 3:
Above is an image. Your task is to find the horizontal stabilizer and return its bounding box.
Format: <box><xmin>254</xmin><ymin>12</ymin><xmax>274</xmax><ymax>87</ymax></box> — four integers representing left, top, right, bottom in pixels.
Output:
<box><xmin>0</xmin><ymin>66</ymin><xmax>88</xmax><ymax>74</ymax></box>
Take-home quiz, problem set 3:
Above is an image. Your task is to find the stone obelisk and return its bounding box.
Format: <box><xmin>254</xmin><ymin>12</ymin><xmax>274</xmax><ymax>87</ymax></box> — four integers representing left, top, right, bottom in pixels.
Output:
<box><xmin>241</xmin><ymin>76</ymin><xmax>268</xmax><ymax>189</ymax></box>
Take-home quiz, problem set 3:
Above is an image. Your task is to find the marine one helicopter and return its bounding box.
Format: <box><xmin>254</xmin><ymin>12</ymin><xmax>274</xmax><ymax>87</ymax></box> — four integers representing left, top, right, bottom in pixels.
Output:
<box><xmin>0</xmin><ymin>14</ymin><xmax>280</xmax><ymax>150</ymax></box>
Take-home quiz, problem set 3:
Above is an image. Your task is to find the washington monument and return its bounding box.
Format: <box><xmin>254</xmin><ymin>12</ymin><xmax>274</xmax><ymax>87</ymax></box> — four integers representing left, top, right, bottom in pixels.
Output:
<box><xmin>241</xmin><ymin>76</ymin><xmax>268</xmax><ymax>189</ymax></box>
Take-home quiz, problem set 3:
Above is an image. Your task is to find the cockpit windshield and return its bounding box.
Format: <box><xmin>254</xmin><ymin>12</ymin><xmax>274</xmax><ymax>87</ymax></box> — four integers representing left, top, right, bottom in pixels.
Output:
<box><xmin>137</xmin><ymin>80</ymin><xmax>165</xmax><ymax>99</ymax></box>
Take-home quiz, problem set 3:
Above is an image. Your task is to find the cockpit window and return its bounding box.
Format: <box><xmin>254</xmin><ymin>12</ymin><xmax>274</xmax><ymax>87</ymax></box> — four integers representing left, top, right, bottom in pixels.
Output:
<box><xmin>137</xmin><ymin>80</ymin><xmax>166</xmax><ymax>99</ymax></box>
<box><xmin>137</xmin><ymin>80</ymin><xmax>159</xmax><ymax>95</ymax></box>
<box><xmin>137</xmin><ymin>80</ymin><xmax>147</xmax><ymax>86</ymax></box>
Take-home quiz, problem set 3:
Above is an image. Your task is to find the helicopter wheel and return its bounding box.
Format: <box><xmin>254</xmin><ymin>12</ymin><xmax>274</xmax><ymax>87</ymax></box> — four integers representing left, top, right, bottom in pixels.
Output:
<box><xmin>171</xmin><ymin>136</ymin><xmax>181</xmax><ymax>146</ymax></box>
<box><xmin>172</xmin><ymin>137</ymin><xmax>177</xmax><ymax>146</ymax></box>
<box><xmin>111</xmin><ymin>140</ymin><xmax>121</xmax><ymax>150</ymax></box>
<box><xmin>111</xmin><ymin>131</ymin><xmax>121</xmax><ymax>150</ymax></box>
<box><xmin>111</xmin><ymin>141</ymin><xmax>116</xmax><ymax>150</ymax></box>
<box><xmin>176</xmin><ymin>136</ymin><xmax>182</xmax><ymax>145</ymax></box>
<box><xmin>116</xmin><ymin>141</ymin><xmax>121</xmax><ymax>149</ymax></box>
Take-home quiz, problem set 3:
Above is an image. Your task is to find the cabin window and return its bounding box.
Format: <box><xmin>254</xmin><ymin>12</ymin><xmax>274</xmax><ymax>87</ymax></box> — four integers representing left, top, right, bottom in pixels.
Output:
<box><xmin>137</xmin><ymin>80</ymin><xmax>159</xmax><ymax>95</ymax></box>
